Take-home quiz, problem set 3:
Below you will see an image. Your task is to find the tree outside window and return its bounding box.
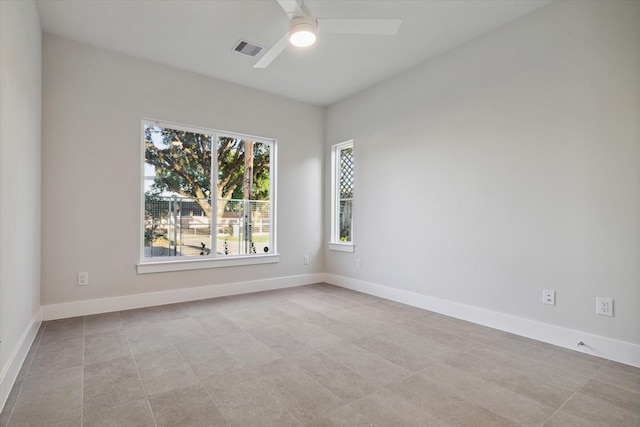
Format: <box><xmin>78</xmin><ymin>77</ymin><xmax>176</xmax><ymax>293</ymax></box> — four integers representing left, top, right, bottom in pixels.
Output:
<box><xmin>142</xmin><ymin>121</ymin><xmax>274</xmax><ymax>259</ymax></box>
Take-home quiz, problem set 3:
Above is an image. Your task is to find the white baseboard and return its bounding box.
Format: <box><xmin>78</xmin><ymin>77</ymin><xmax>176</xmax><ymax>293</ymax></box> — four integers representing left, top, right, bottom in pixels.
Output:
<box><xmin>325</xmin><ymin>274</ymin><xmax>640</xmax><ymax>368</ymax></box>
<box><xmin>1</xmin><ymin>309</ymin><xmax>42</xmax><ymax>412</ymax></box>
<box><xmin>42</xmin><ymin>273</ymin><xmax>324</xmax><ymax>321</ymax></box>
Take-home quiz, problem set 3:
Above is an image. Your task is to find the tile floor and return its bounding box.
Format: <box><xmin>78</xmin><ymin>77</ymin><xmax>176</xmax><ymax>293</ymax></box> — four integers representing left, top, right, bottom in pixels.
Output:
<box><xmin>1</xmin><ymin>283</ymin><xmax>638</xmax><ymax>426</ymax></box>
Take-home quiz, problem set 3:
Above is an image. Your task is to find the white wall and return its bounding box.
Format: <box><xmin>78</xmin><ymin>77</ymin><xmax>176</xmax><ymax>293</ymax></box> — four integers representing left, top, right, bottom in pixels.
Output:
<box><xmin>326</xmin><ymin>1</ymin><xmax>639</xmax><ymax>353</ymax></box>
<box><xmin>41</xmin><ymin>35</ymin><xmax>325</xmax><ymax>307</ymax></box>
<box><xmin>0</xmin><ymin>0</ymin><xmax>42</xmax><ymax>409</ymax></box>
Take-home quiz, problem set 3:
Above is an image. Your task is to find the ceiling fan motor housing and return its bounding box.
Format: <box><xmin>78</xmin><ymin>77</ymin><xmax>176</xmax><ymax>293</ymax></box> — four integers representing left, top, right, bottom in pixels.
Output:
<box><xmin>289</xmin><ymin>15</ymin><xmax>318</xmax><ymax>47</ymax></box>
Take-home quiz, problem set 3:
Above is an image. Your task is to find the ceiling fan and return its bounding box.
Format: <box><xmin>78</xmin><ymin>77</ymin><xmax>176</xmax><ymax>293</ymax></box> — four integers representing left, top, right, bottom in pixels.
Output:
<box><xmin>254</xmin><ymin>0</ymin><xmax>402</xmax><ymax>69</ymax></box>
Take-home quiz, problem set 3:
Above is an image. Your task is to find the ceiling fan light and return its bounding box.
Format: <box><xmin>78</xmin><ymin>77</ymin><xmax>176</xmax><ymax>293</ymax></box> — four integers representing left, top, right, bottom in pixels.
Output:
<box><xmin>289</xmin><ymin>16</ymin><xmax>317</xmax><ymax>47</ymax></box>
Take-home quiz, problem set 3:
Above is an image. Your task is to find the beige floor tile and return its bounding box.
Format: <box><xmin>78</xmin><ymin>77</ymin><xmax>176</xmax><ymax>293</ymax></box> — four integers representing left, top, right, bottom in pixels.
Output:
<box><xmin>178</xmin><ymin>297</ymin><xmax>224</xmax><ymax>317</ymax></box>
<box><xmin>176</xmin><ymin>338</ymin><xmax>238</xmax><ymax>379</ymax></box>
<box><xmin>559</xmin><ymin>391</ymin><xmax>639</xmax><ymax>426</ymax></box>
<box><xmin>322</xmin><ymin>308</ymin><xmax>388</xmax><ymax>333</ymax></box>
<box><xmin>285</xmin><ymin>292</ymin><xmax>358</xmax><ymax>314</ymax></box>
<box><xmin>363</xmin><ymin>300</ymin><xmax>433</xmax><ymax>323</ymax></box>
<box><xmin>148</xmin><ymin>384</ymin><xmax>228</xmax><ymax>426</ymax></box>
<box><xmin>353</xmin><ymin>334</ymin><xmax>437</xmax><ymax>372</ymax></box>
<box><xmin>487</xmin><ymin>332</ymin><xmax>606</xmax><ymax>380</ymax></box>
<box><xmin>82</xmin><ymin>355</ymin><xmax>146</xmax><ymax>415</ymax></box>
<box><xmin>160</xmin><ymin>317</ymin><xmax>212</xmax><ymax>344</ymax></box>
<box><xmin>416</xmin><ymin>363</ymin><xmax>556</xmax><ymax>426</ymax></box>
<box><xmin>403</xmin><ymin>319</ymin><xmax>477</xmax><ymax>352</ymax></box>
<box><xmin>257</xmin><ymin>365</ymin><xmax>344</xmax><ymax>424</ymax></box>
<box><xmin>321</xmin><ymin>342</ymin><xmax>411</xmax><ymax>386</ymax></box>
<box><xmin>249</xmin><ymin>324</ymin><xmax>314</xmax><ymax>356</ymax></box>
<box><xmin>39</xmin><ymin>317</ymin><xmax>84</xmax><ymax>344</ymax></box>
<box><xmin>345</xmin><ymin>304</ymin><xmax>409</xmax><ymax>326</ymax></box>
<box><xmin>278</xmin><ymin>320</ymin><xmax>345</xmax><ymax>348</ymax></box>
<box><xmin>305</xmin><ymin>405</ymin><xmax>376</xmax><ymax>427</ymax></box>
<box><xmin>298</xmin><ymin>311</ymin><xmax>367</xmax><ymax>341</ymax></box>
<box><xmin>84</xmin><ymin>330</ymin><xmax>132</xmax><ymax>365</ymax></box>
<box><xmin>445</xmin><ymin>351</ymin><xmax>573</xmax><ymax>408</ymax></box>
<box><xmin>9</xmin><ymin>366</ymin><xmax>83</xmax><ymax>425</ymax></box>
<box><xmin>374</xmin><ymin>326</ymin><xmax>462</xmax><ymax>361</ymax></box>
<box><xmin>84</xmin><ymin>312</ymin><xmax>124</xmax><ymax>336</ymax></box>
<box><xmin>391</xmin><ymin>373</ymin><xmax>519</xmax><ymax>426</ymax></box>
<box><xmin>578</xmin><ymin>378</ymin><xmax>640</xmax><ymax>414</ymax></box>
<box><xmin>194</xmin><ymin>312</ymin><xmax>244</xmax><ymax>338</ymax></box>
<box><xmin>213</xmin><ymin>331</ymin><xmax>283</xmax><ymax>367</ymax></box>
<box><xmin>263</xmin><ymin>298</ymin><xmax>319</xmax><ymax>320</ymax></box>
<box><xmin>4</xmin><ymin>284</ymin><xmax>636</xmax><ymax>427</ymax></box>
<box><xmin>218</xmin><ymin>305</ymin><xmax>298</xmax><ymax>330</ymax></box>
<box><xmin>119</xmin><ymin>306</ymin><xmax>163</xmax><ymax>328</ymax></box>
<box><xmin>0</xmin><ymin>380</ymin><xmax>20</xmax><ymax>427</ymax></box>
<box><xmin>15</xmin><ymin>416</ymin><xmax>82</xmax><ymax>427</ymax></box>
<box><xmin>150</xmin><ymin>302</ymin><xmax>189</xmax><ymax>322</ymax></box>
<box><xmin>27</xmin><ymin>335</ymin><xmax>83</xmax><ymax>377</ymax></box>
<box><xmin>541</xmin><ymin>410</ymin><xmax>589</xmax><ymax>427</ymax></box>
<box><xmin>286</xmin><ymin>350</ymin><xmax>380</xmax><ymax>402</ymax></box>
<box><xmin>134</xmin><ymin>346</ymin><xmax>200</xmax><ymax>396</ymax></box>
<box><xmin>313</xmin><ymin>285</ymin><xmax>382</xmax><ymax>305</ymax></box>
<box><xmin>470</xmin><ymin>342</ymin><xmax>593</xmax><ymax>391</ymax></box>
<box><xmin>414</xmin><ymin>314</ymin><xmax>501</xmax><ymax>346</ymax></box>
<box><xmin>124</xmin><ymin>322</ymin><xmax>175</xmax><ymax>355</ymax></box>
<box><xmin>306</xmin><ymin>292</ymin><xmax>363</xmax><ymax>311</ymax></box>
<box><xmin>203</xmin><ymin>370</ymin><xmax>301</xmax><ymax>427</ymax></box>
<box><xmin>593</xmin><ymin>362</ymin><xmax>640</xmax><ymax>393</ymax></box>
<box><xmin>350</xmin><ymin>388</ymin><xmax>445</xmax><ymax>427</ymax></box>
<box><xmin>83</xmin><ymin>399</ymin><xmax>155</xmax><ymax>427</ymax></box>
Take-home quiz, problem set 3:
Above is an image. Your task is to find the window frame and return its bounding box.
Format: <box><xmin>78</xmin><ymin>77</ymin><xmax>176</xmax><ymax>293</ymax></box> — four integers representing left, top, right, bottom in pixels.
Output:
<box><xmin>138</xmin><ymin>118</ymin><xmax>278</xmax><ymax>274</ymax></box>
<box><xmin>329</xmin><ymin>140</ymin><xmax>355</xmax><ymax>253</ymax></box>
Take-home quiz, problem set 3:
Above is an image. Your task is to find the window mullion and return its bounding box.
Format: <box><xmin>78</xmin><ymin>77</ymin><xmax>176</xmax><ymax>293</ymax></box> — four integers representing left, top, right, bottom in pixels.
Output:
<box><xmin>211</xmin><ymin>133</ymin><xmax>218</xmax><ymax>257</ymax></box>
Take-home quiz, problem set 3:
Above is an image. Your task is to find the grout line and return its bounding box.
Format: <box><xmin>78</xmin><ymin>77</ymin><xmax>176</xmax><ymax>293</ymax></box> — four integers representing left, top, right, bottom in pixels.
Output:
<box><xmin>123</xmin><ymin>328</ymin><xmax>158</xmax><ymax>427</ymax></box>
<box><xmin>247</xmin><ymin>364</ymin><xmax>311</xmax><ymax>426</ymax></box>
<box><xmin>2</xmin><ymin>322</ymin><xmax>47</xmax><ymax>427</ymax></box>
<box><xmin>163</xmin><ymin>321</ymin><xmax>231</xmax><ymax>427</ymax></box>
<box><xmin>537</xmin><ymin>361</ymin><xmax>608</xmax><ymax>426</ymax></box>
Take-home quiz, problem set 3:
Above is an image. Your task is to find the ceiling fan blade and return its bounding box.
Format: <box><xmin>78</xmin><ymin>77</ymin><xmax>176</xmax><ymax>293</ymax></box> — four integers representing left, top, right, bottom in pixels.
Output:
<box><xmin>277</xmin><ymin>0</ymin><xmax>304</xmax><ymax>19</ymax></box>
<box><xmin>318</xmin><ymin>19</ymin><xmax>401</xmax><ymax>35</ymax></box>
<box><xmin>254</xmin><ymin>32</ymin><xmax>290</xmax><ymax>69</ymax></box>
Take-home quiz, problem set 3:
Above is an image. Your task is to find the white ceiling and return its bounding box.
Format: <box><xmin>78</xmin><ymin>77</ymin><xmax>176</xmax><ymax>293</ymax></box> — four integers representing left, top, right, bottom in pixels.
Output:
<box><xmin>36</xmin><ymin>0</ymin><xmax>553</xmax><ymax>106</ymax></box>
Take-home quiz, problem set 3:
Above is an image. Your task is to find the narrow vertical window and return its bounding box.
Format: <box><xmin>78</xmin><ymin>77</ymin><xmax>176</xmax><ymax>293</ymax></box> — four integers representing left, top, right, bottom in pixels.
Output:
<box><xmin>330</xmin><ymin>141</ymin><xmax>355</xmax><ymax>252</ymax></box>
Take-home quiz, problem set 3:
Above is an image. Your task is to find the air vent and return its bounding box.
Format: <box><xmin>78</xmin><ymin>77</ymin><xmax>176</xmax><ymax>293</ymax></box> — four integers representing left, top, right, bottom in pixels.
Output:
<box><xmin>233</xmin><ymin>40</ymin><xmax>263</xmax><ymax>57</ymax></box>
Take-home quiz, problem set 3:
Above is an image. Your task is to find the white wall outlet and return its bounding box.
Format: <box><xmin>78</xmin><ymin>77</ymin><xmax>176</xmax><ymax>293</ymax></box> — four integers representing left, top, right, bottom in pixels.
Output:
<box><xmin>542</xmin><ymin>289</ymin><xmax>555</xmax><ymax>305</ymax></box>
<box><xmin>355</xmin><ymin>258</ymin><xmax>362</xmax><ymax>269</ymax></box>
<box><xmin>596</xmin><ymin>297</ymin><xmax>613</xmax><ymax>317</ymax></box>
<box><xmin>78</xmin><ymin>272</ymin><xmax>89</xmax><ymax>286</ymax></box>
<box><xmin>303</xmin><ymin>255</ymin><xmax>309</xmax><ymax>265</ymax></box>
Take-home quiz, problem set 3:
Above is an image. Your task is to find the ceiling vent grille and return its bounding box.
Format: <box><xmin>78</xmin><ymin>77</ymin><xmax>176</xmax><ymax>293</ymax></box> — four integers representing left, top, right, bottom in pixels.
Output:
<box><xmin>233</xmin><ymin>40</ymin><xmax>263</xmax><ymax>57</ymax></box>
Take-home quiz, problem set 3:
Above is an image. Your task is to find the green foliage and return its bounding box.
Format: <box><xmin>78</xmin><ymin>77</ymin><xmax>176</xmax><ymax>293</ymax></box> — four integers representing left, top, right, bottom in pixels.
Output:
<box><xmin>145</xmin><ymin>125</ymin><xmax>270</xmax><ymax>216</ymax></box>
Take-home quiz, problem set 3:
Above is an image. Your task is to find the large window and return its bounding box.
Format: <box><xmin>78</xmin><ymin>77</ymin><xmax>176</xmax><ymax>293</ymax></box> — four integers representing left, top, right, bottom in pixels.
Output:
<box><xmin>329</xmin><ymin>141</ymin><xmax>354</xmax><ymax>252</ymax></box>
<box><xmin>140</xmin><ymin>120</ymin><xmax>276</xmax><ymax>272</ymax></box>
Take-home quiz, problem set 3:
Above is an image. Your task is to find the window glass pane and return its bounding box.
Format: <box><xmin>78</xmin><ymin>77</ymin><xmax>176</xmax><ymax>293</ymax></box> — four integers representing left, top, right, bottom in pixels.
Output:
<box><xmin>144</xmin><ymin>124</ymin><xmax>214</xmax><ymax>258</ymax></box>
<box><xmin>216</xmin><ymin>137</ymin><xmax>272</xmax><ymax>256</ymax></box>
<box><xmin>338</xmin><ymin>146</ymin><xmax>353</xmax><ymax>242</ymax></box>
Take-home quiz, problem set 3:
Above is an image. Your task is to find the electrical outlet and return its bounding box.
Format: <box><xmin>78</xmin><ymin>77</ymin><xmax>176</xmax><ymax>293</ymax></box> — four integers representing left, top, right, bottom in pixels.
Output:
<box><xmin>78</xmin><ymin>272</ymin><xmax>89</xmax><ymax>286</ymax></box>
<box><xmin>355</xmin><ymin>258</ymin><xmax>362</xmax><ymax>269</ymax></box>
<box><xmin>596</xmin><ymin>297</ymin><xmax>613</xmax><ymax>317</ymax></box>
<box><xmin>303</xmin><ymin>255</ymin><xmax>309</xmax><ymax>265</ymax></box>
<box><xmin>542</xmin><ymin>289</ymin><xmax>555</xmax><ymax>305</ymax></box>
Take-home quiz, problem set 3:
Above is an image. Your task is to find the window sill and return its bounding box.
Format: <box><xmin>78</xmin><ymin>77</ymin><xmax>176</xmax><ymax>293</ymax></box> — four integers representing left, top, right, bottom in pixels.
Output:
<box><xmin>328</xmin><ymin>243</ymin><xmax>355</xmax><ymax>253</ymax></box>
<box><xmin>137</xmin><ymin>254</ymin><xmax>279</xmax><ymax>274</ymax></box>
